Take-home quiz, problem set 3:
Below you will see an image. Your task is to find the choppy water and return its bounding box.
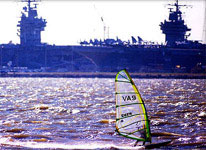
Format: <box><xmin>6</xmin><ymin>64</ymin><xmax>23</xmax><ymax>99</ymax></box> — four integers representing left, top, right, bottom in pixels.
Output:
<box><xmin>0</xmin><ymin>78</ymin><xmax>205</xmax><ymax>149</ymax></box>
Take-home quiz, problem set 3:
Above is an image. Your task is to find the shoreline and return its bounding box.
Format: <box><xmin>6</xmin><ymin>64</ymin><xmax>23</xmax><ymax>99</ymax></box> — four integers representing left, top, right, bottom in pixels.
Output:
<box><xmin>0</xmin><ymin>72</ymin><xmax>206</xmax><ymax>79</ymax></box>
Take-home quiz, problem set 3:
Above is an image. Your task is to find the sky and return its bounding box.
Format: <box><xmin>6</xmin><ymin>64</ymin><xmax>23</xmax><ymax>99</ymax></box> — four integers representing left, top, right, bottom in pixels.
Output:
<box><xmin>0</xmin><ymin>0</ymin><xmax>205</xmax><ymax>45</ymax></box>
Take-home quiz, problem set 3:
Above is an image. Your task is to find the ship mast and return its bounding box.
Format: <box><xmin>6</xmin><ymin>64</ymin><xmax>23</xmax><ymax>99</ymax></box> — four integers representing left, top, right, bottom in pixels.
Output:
<box><xmin>27</xmin><ymin>0</ymin><xmax>32</xmax><ymax>11</ymax></box>
<box><xmin>176</xmin><ymin>0</ymin><xmax>179</xmax><ymax>12</ymax></box>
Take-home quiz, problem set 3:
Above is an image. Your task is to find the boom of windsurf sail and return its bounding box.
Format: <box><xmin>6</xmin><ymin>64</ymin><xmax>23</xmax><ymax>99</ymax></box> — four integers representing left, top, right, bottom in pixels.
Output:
<box><xmin>115</xmin><ymin>69</ymin><xmax>151</xmax><ymax>143</ymax></box>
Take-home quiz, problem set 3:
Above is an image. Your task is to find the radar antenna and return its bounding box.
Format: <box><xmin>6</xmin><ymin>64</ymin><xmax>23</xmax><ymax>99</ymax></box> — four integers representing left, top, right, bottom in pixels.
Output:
<box><xmin>21</xmin><ymin>0</ymin><xmax>40</xmax><ymax>10</ymax></box>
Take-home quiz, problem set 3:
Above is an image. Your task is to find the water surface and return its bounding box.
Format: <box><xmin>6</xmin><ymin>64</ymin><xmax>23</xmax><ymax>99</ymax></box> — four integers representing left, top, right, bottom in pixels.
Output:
<box><xmin>0</xmin><ymin>78</ymin><xmax>205</xmax><ymax>149</ymax></box>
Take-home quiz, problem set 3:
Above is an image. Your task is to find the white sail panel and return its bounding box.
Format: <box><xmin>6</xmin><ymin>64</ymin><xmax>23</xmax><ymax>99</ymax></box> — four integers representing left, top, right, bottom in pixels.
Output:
<box><xmin>115</xmin><ymin>69</ymin><xmax>151</xmax><ymax>142</ymax></box>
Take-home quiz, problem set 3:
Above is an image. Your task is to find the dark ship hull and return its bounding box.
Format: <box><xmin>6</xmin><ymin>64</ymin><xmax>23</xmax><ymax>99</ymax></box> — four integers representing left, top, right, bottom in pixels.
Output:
<box><xmin>1</xmin><ymin>44</ymin><xmax>205</xmax><ymax>73</ymax></box>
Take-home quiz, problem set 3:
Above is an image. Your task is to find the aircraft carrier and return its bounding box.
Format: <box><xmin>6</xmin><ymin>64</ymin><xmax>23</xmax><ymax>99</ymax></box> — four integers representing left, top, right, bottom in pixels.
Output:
<box><xmin>0</xmin><ymin>0</ymin><xmax>205</xmax><ymax>75</ymax></box>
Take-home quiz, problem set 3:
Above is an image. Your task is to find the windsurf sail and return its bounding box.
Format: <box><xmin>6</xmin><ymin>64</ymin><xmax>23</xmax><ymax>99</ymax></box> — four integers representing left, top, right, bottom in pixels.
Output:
<box><xmin>115</xmin><ymin>69</ymin><xmax>151</xmax><ymax>143</ymax></box>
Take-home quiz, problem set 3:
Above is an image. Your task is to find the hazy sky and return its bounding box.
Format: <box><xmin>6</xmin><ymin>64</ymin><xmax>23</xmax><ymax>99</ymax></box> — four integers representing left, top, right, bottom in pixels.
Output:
<box><xmin>0</xmin><ymin>0</ymin><xmax>205</xmax><ymax>45</ymax></box>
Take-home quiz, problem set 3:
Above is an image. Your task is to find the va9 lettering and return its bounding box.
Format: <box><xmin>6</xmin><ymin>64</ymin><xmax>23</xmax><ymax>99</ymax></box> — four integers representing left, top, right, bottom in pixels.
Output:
<box><xmin>122</xmin><ymin>95</ymin><xmax>136</xmax><ymax>101</ymax></box>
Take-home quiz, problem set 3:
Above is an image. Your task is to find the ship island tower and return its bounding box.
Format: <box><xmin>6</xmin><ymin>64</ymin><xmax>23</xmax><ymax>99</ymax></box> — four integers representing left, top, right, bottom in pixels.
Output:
<box><xmin>17</xmin><ymin>0</ymin><xmax>47</xmax><ymax>46</ymax></box>
<box><xmin>160</xmin><ymin>0</ymin><xmax>191</xmax><ymax>46</ymax></box>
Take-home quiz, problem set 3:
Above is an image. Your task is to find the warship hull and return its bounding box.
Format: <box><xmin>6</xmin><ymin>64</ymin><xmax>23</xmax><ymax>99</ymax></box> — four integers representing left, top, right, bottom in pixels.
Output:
<box><xmin>1</xmin><ymin>45</ymin><xmax>205</xmax><ymax>73</ymax></box>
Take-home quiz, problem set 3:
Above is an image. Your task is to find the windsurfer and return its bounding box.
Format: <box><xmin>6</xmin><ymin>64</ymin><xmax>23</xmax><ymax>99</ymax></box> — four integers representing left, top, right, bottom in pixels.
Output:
<box><xmin>115</xmin><ymin>69</ymin><xmax>151</xmax><ymax>147</ymax></box>
<box><xmin>134</xmin><ymin>129</ymin><xmax>146</xmax><ymax>146</ymax></box>
<box><xmin>134</xmin><ymin>140</ymin><xmax>145</xmax><ymax>147</ymax></box>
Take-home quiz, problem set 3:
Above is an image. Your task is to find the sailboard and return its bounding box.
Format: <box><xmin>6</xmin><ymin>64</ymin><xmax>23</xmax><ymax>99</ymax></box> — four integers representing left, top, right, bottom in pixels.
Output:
<box><xmin>115</xmin><ymin>69</ymin><xmax>151</xmax><ymax>144</ymax></box>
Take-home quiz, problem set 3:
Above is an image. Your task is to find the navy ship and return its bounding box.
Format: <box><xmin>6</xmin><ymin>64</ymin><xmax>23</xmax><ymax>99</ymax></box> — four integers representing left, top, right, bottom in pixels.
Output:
<box><xmin>0</xmin><ymin>0</ymin><xmax>205</xmax><ymax>74</ymax></box>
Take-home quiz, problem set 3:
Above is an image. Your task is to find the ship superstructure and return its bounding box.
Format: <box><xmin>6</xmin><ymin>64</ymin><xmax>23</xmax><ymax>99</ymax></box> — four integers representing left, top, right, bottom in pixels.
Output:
<box><xmin>17</xmin><ymin>0</ymin><xmax>46</xmax><ymax>45</ymax></box>
<box><xmin>160</xmin><ymin>0</ymin><xmax>191</xmax><ymax>45</ymax></box>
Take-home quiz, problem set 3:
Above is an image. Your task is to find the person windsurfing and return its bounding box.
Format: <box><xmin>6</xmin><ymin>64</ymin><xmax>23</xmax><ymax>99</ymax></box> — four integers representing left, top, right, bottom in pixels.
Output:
<box><xmin>115</xmin><ymin>69</ymin><xmax>151</xmax><ymax>146</ymax></box>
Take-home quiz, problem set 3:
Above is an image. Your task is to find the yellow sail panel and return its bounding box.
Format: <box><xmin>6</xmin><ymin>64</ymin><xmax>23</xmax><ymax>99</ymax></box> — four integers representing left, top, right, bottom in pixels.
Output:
<box><xmin>115</xmin><ymin>69</ymin><xmax>151</xmax><ymax>142</ymax></box>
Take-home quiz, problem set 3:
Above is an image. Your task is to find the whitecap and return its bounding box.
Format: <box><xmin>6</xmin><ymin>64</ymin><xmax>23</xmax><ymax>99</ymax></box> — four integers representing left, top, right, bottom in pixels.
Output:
<box><xmin>71</xmin><ymin>109</ymin><xmax>80</xmax><ymax>114</ymax></box>
<box><xmin>178</xmin><ymin>137</ymin><xmax>191</xmax><ymax>141</ymax></box>
<box><xmin>198</xmin><ymin>111</ymin><xmax>206</xmax><ymax>117</ymax></box>
<box><xmin>174</xmin><ymin>102</ymin><xmax>185</xmax><ymax>106</ymax></box>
